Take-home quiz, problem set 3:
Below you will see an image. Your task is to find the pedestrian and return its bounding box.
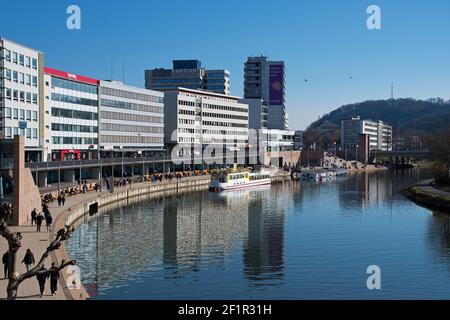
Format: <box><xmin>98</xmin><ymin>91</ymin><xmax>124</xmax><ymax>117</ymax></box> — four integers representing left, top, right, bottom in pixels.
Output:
<box><xmin>31</xmin><ymin>208</ymin><xmax>37</xmax><ymax>226</ymax></box>
<box><xmin>44</xmin><ymin>211</ymin><xmax>53</xmax><ymax>232</ymax></box>
<box><xmin>49</xmin><ymin>263</ymin><xmax>60</xmax><ymax>296</ymax></box>
<box><xmin>36</xmin><ymin>265</ymin><xmax>48</xmax><ymax>298</ymax></box>
<box><xmin>61</xmin><ymin>193</ymin><xmax>66</xmax><ymax>206</ymax></box>
<box><xmin>57</xmin><ymin>194</ymin><xmax>62</xmax><ymax>206</ymax></box>
<box><xmin>2</xmin><ymin>250</ymin><xmax>10</xmax><ymax>279</ymax></box>
<box><xmin>21</xmin><ymin>249</ymin><xmax>35</xmax><ymax>272</ymax></box>
<box><xmin>35</xmin><ymin>212</ymin><xmax>44</xmax><ymax>232</ymax></box>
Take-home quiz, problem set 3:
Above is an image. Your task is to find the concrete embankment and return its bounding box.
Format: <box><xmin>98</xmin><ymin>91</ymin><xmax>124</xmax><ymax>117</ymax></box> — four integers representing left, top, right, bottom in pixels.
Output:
<box><xmin>404</xmin><ymin>179</ymin><xmax>450</xmax><ymax>212</ymax></box>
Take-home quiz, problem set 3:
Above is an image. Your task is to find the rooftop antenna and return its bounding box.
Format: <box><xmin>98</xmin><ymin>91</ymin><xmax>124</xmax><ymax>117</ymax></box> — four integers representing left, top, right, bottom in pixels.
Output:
<box><xmin>391</xmin><ymin>81</ymin><xmax>394</xmax><ymax>100</ymax></box>
<box><xmin>122</xmin><ymin>59</ymin><xmax>125</xmax><ymax>84</ymax></box>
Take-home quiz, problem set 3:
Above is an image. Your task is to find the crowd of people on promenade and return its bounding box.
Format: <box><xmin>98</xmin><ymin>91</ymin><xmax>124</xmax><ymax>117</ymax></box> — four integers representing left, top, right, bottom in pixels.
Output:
<box><xmin>40</xmin><ymin>169</ymin><xmax>211</xmax><ymax>206</ymax></box>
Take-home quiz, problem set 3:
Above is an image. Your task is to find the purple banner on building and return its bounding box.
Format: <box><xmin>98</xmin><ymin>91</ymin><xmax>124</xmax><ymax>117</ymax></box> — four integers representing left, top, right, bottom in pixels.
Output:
<box><xmin>269</xmin><ymin>64</ymin><xmax>284</xmax><ymax>105</ymax></box>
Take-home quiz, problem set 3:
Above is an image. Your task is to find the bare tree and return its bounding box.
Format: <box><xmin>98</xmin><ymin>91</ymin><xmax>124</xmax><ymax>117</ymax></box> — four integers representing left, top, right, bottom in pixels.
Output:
<box><xmin>0</xmin><ymin>202</ymin><xmax>76</xmax><ymax>300</ymax></box>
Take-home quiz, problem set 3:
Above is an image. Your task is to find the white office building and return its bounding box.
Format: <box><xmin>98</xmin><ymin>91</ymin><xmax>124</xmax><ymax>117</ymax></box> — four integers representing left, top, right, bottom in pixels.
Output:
<box><xmin>164</xmin><ymin>88</ymin><xmax>248</xmax><ymax>149</ymax></box>
<box><xmin>99</xmin><ymin>80</ymin><xmax>164</xmax><ymax>155</ymax></box>
<box><xmin>0</xmin><ymin>38</ymin><xmax>44</xmax><ymax>161</ymax></box>
<box><xmin>44</xmin><ymin>67</ymin><xmax>99</xmax><ymax>161</ymax></box>
<box><xmin>341</xmin><ymin>116</ymin><xmax>393</xmax><ymax>151</ymax></box>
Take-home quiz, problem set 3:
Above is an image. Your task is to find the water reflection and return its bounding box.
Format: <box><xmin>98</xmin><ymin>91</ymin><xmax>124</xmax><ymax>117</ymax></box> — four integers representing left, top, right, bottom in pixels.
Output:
<box><xmin>66</xmin><ymin>168</ymin><xmax>450</xmax><ymax>299</ymax></box>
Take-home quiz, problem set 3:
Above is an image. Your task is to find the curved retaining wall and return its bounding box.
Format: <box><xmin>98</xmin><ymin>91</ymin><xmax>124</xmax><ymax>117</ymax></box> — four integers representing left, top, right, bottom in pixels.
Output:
<box><xmin>53</xmin><ymin>176</ymin><xmax>212</xmax><ymax>300</ymax></box>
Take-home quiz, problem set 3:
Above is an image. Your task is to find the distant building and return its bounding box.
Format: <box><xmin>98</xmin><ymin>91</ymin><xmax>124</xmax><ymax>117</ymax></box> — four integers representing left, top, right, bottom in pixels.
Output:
<box><xmin>244</xmin><ymin>56</ymin><xmax>288</xmax><ymax>130</ymax></box>
<box><xmin>341</xmin><ymin>116</ymin><xmax>392</xmax><ymax>152</ymax></box>
<box><xmin>0</xmin><ymin>37</ymin><xmax>44</xmax><ymax>161</ymax></box>
<box><xmin>98</xmin><ymin>80</ymin><xmax>164</xmax><ymax>156</ymax></box>
<box><xmin>394</xmin><ymin>135</ymin><xmax>423</xmax><ymax>151</ymax></box>
<box><xmin>145</xmin><ymin>60</ymin><xmax>230</xmax><ymax>95</ymax></box>
<box><xmin>262</xmin><ymin>129</ymin><xmax>294</xmax><ymax>152</ymax></box>
<box><xmin>163</xmin><ymin>88</ymin><xmax>248</xmax><ymax>150</ymax></box>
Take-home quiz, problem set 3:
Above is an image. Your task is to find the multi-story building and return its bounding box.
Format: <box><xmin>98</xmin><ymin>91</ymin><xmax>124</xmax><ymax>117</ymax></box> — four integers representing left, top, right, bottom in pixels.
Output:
<box><xmin>293</xmin><ymin>130</ymin><xmax>304</xmax><ymax>150</ymax></box>
<box><xmin>244</xmin><ymin>56</ymin><xmax>288</xmax><ymax>130</ymax></box>
<box><xmin>44</xmin><ymin>67</ymin><xmax>99</xmax><ymax>161</ymax></box>
<box><xmin>164</xmin><ymin>88</ymin><xmax>248</xmax><ymax>150</ymax></box>
<box><xmin>341</xmin><ymin>116</ymin><xmax>392</xmax><ymax>152</ymax></box>
<box><xmin>145</xmin><ymin>60</ymin><xmax>230</xmax><ymax>95</ymax></box>
<box><xmin>238</xmin><ymin>98</ymin><xmax>268</xmax><ymax>130</ymax></box>
<box><xmin>0</xmin><ymin>38</ymin><xmax>44</xmax><ymax>161</ymax></box>
<box><xmin>98</xmin><ymin>80</ymin><xmax>164</xmax><ymax>156</ymax></box>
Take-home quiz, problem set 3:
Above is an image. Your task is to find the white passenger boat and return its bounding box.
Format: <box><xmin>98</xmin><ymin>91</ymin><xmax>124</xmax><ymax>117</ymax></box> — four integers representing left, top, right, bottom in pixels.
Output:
<box><xmin>209</xmin><ymin>171</ymin><xmax>272</xmax><ymax>191</ymax></box>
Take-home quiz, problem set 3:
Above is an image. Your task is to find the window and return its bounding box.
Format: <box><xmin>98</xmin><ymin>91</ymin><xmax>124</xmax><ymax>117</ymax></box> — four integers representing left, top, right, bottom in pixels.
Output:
<box><xmin>26</xmin><ymin>128</ymin><xmax>31</xmax><ymax>138</ymax></box>
<box><xmin>19</xmin><ymin>91</ymin><xmax>25</xmax><ymax>102</ymax></box>
<box><xmin>12</xmin><ymin>52</ymin><xmax>17</xmax><ymax>64</ymax></box>
<box><xmin>32</xmin><ymin>58</ymin><xmax>37</xmax><ymax>70</ymax></box>
<box><xmin>33</xmin><ymin>111</ymin><xmax>37</xmax><ymax>121</ymax></box>
<box><xmin>3</xmin><ymin>49</ymin><xmax>11</xmax><ymax>62</ymax></box>
<box><xmin>13</xmin><ymin>127</ymin><xmax>18</xmax><ymax>136</ymax></box>
<box><xmin>5</xmin><ymin>108</ymin><xmax>11</xmax><ymax>119</ymax></box>
<box><xmin>12</xmin><ymin>71</ymin><xmax>18</xmax><ymax>83</ymax></box>
<box><xmin>5</xmin><ymin>127</ymin><xmax>12</xmax><ymax>139</ymax></box>
<box><xmin>32</xmin><ymin>76</ymin><xmax>37</xmax><ymax>87</ymax></box>
<box><xmin>19</xmin><ymin>54</ymin><xmax>24</xmax><ymax>66</ymax></box>
<box><xmin>19</xmin><ymin>73</ymin><xmax>24</xmax><ymax>84</ymax></box>
<box><xmin>5</xmin><ymin>88</ymin><xmax>11</xmax><ymax>100</ymax></box>
<box><xmin>26</xmin><ymin>74</ymin><xmax>31</xmax><ymax>86</ymax></box>
<box><xmin>25</xmin><ymin>56</ymin><xmax>31</xmax><ymax>68</ymax></box>
<box><xmin>32</xmin><ymin>93</ymin><xmax>38</xmax><ymax>104</ymax></box>
<box><xmin>13</xmin><ymin>90</ymin><xmax>18</xmax><ymax>101</ymax></box>
<box><xmin>5</xmin><ymin>69</ymin><xmax>11</xmax><ymax>81</ymax></box>
<box><xmin>32</xmin><ymin>128</ymin><xmax>37</xmax><ymax>139</ymax></box>
<box><xmin>26</xmin><ymin>110</ymin><xmax>31</xmax><ymax>121</ymax></box>
<box><xmin>20</xmin><ymin>109</ymin><xmax>25</xmax><ymax>120</ymax></box>
<box><xmin>26</xmin><ymin>92</ymin><xmax>31</xmax><ymax>103</ymax></box>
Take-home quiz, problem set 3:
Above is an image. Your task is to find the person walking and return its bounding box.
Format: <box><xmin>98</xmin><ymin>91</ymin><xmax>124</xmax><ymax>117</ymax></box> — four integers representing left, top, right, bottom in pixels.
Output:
<box><xmin>57</xmin><ymin>193</ymin><xmax>62</xmax><ymax>206</ymax></box>
<box><xmin>35</xmin><ymin>212</ymin><xmax>44</xmax><ymax>232</ymax></box>
<box><xmin>21</xmin><ymin>249</ymin><xmax>35</xmax><ymax>272</ymax></box>
<box><xmin>36</xmin><ymin>265</ymin><xmax>48</xmax><ymax>298</ymax></box>
<box><xmin>31</xmin><ymin>208</ymin><xmax>37</xmax><ymax>226</ymax></box>
<box><xmin>61</xmin><ymin>193</ymin><xmax>66</xmax><ymax>206</ymax></box>
<box><xmin>48</xmin><ymin>263</ymin><xmax>60</xmax><ymax>296</ymax></box>
<box><xmin>44</xmin><ymin>211</ymin><xmax>53</xmax><ymax>232</ymax></box>
<box><xmin>2</xmin><ymin>250</ymin><xmax>10</xmax><ymax>279</ymax></box>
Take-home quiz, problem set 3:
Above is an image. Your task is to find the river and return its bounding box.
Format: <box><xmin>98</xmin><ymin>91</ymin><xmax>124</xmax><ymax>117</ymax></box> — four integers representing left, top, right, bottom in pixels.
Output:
<box><xmin>66</xmin><ymin>168</ymin><xmax>450</xmax><ymax>299</ymax></box>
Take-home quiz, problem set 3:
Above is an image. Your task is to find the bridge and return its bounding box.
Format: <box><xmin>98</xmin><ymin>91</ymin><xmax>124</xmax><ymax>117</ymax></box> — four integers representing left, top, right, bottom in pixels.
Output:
<box><xmin>371</xmin><ymin>149</ymin><xmax>430</xmax><ymax>165</ymax></box>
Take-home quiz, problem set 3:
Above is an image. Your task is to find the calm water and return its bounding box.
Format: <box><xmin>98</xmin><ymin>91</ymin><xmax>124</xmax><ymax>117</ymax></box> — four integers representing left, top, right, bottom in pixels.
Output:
<box><xmin>66</xmin><ymin>169</ymin><xmax>450</xmax><ymax>299</ymax></box>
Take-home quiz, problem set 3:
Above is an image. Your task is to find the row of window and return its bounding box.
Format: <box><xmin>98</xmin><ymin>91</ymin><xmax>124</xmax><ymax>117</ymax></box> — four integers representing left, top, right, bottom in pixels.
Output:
<box><xmin>52</xmin><ymin>136</ymin><xmax>98</xmax><ymax>145</ymax></box>
<box><xmin>3</xmin><ymin>107</ymin><xmax>38</xmax><ymax>121</ymax></box>
<box><xmin>204</xmin><ymin>79</ymin><xmax>225</xmax><ymax>84</ymax></box>
<box><xmin>51</xmin><ymin>107</ymin><xmax>98</xmax><ymax>121</ymax></box>
<box><xmin>178</xmin><ymin>109</ymin><xmax>196</xmax><ymax>116</ymax></box>
<box><xmin>51</xmin><ymin>123</ymin><xmax>98</xmax><ymax>133</ymax></box>
<box><xmin>3</xmin><ymin>89</ymin><xmax>38</xmax><ymax>104</ymax></box>
<box><xmin>100</xmin><ymin>123</ymin><xmax>163</xmax><ymax>134</ymax></box>
<box><xmin>152</xmin><ymin>78</ymin><xmax>201</xmax><ymax>84</ymax></box>
<box><xmin>3</xmin><ymin>69</ymin><xmax>38</xmax><ymax>87</ymax></box>
<box><xmin>2</xmin><ymin>49</ymin><xmax>37</xmax><ymax>69</ymax></box>
<box><xmin>202</xmin><ymin>112</ymin><xmax>248</xmax><ymax>121</ymax></box>
<box><xmin>178</xmin><ymin>100</ymin><xmax>197</xmax><ymax>107</ymax></box>
<box><xmin>203</xmin><ymin>121</ymin><xmax>248</xmax><ymax>128</ymax></box>
<box><xmin>100</xmin><ymin>135</ymin><xmax>163</xmax><ymax>144</ymax></box>
<box><xmin>202</xmin><ymin>129</ymin><xmax>248</xmax><ymax>136</ymax></box>
<box><xmin>51</xmin><ymin>77</ymin><xmax>98</xmax><ymax>95</ymax></box>
<box><xmin>52</xmin><ymin>93</ymin><xmax>98</xmax><ymax>107</ymax></box>
<box><xmin>203</xmin><ymin>103</ymin><xmax>247</xmax><ymax>113</ymax></box>
<box><xmin>100</xmin><ymin>99</ymin><xmax>163</xmax><ymax>114</ymax></box>
<box><xmin>100</xmin><ymin>87</ymin><xmax>163</xmax><ymax>104</ymax></box>
<box><xmin>205</xmin><ymin>86</ymin><xmax>226</xmax><ymax>91</ymax></box>
<box><xmin>4</xmin><ymin>127</ymin><xmax>38</xmax><ymax>139</ymax></box>
<box><xmin>100</xmin><ymin>111</ymin><xmax>163</xmax><ymax>124</ymax></box>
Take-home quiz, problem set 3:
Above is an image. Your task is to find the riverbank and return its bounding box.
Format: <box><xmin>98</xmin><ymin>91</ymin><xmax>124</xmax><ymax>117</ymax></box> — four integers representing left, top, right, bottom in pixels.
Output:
<box><xmin>404</xmin><ymin>179</ymin><xmax>450</xmax><ymax>212</ymax></box>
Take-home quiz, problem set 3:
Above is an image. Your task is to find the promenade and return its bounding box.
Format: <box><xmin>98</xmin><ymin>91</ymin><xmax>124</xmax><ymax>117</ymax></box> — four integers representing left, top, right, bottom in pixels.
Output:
<box><xmin>405</xmin><ymin>179</ymin><xmax>450</xmax><ymax>212</ymax></box>
<box><xmin>0</xmin><ymin>175</ymin><xmax>211</xmax><ymax>300</ymax></box>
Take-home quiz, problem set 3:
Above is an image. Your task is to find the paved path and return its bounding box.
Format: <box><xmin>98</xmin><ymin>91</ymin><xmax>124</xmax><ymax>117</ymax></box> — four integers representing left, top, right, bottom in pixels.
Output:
<box><xmin>415</xmin><ymin>179</ymin><xmax>450</xmax><ymax>198</ymax></box>
<box><xmin>0</xmin><ymin>177</ymin><xmax>205</xmax><ymax>300</ymax></box>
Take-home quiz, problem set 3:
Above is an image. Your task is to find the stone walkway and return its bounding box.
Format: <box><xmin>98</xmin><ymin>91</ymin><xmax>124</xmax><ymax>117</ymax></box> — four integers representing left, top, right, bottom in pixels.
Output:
<box><xmin>0</xmin><ymin>178</ymin><xmax>196</xmax><ymax>300</ymax></box>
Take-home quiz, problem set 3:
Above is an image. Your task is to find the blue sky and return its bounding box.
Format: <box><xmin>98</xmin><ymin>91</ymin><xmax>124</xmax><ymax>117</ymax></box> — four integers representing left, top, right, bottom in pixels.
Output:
<box><xmin>1</xmin><ymin>0</ymin><xmax>450</xmax><ymax>130</ymax></box>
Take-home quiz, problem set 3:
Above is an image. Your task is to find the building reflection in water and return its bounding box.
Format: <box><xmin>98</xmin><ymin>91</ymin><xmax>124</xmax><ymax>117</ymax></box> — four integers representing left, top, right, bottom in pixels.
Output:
<box><xmin>67</xmin><ymin>184</ymin><xmax>288</xmax><ymax>295</ymax></box>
